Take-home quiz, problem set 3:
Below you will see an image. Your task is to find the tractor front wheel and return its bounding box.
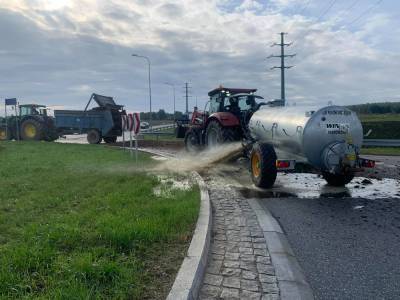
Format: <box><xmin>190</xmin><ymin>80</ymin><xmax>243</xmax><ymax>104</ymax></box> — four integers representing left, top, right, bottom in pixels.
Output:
<box><xmin>20</xmin><ymin>119</ymin><xmax>43</xmax><ymax>141</ymax></box>
<box><xmin>0</xmin><ymin>127</ymin><xmax>11</xmax><ymax>141</ymax></box>
<box><xmin>184</xmin><ymin>130</ymin><xmax>201</xmax><ymax>152</ymax></box>
<box><xmin>205</xmin><ymin>120</ymin><xmax>237</xmax><ymax>148</ymax></box>
<box><xmin>87</xmin><ymin>129</ymin><xmax>102</xmax><ymax>144</ymax></box>
<box><xmin>250</xmin><ymin>143</ymin><xmax>277</xmax><ymax>188</ymax></box>
<box><xmin>322</xmin><ymin>171</ymin><xmax>354</xmax><ymax>186</ymax></box>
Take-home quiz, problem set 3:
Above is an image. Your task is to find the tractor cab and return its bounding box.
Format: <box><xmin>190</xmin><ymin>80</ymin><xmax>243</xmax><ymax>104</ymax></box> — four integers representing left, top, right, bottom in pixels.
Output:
<box><xmin>19</xmin><ymin>104</ymin><xmax>48</xmax><ymax>117</ymax></box>
<box><xmin>181</xmin><ymin>86</ymin><xmax>265</xmax><ymax>152</ymax></box>
<box><xmin>206</xmin><ymin>87</ymin><xmax>264</xmax><ymax>127</ymax></box>
<box><xmin>223</xmin><ymin>93</ymin><xmax>264</xmax><ymax>115</ymax></box>
<box><xmin>207</xmin><ymin>87</ymin><xmax>261</xmax><ymax>115</ymax></box>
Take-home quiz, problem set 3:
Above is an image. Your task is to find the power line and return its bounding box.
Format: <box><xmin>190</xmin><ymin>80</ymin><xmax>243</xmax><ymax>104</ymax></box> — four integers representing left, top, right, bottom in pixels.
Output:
<box><xmin>183</xmin><ymin>82</ymin><xmax>192</xmax><ymax>115</ymax></box>
<box><xmin>315</xmin><ymin>0</ymin><xmax>339</xmax><ymax>23</ymax></box>
<box><xmin>286</xmin><ymin>0</ymin><xmax>312</xmax><ymax>35</ymax></box>
<box><xmin>291</xmin><ymin>0</ymin><xmax>339</xmax><ymax>48</ymax></box>
<box><xmin>329</xmin><ymin>0</ymin><xmax>361</xmax><ymax>26</ymax></box>
<box><xmin>346</xmin><ymin>0</ymin><xmax>384</xmax><ymax>26</ymax></box>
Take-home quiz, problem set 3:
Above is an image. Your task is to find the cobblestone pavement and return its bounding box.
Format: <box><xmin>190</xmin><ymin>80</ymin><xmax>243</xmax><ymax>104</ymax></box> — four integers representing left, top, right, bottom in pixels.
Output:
<box><xmin>199</xmin><ymin>176</ymin><xmax>280</xmax><ymax>300</ymax></box>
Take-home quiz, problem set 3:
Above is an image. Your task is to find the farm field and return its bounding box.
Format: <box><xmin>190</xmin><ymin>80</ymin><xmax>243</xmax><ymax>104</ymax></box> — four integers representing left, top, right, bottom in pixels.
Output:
<box><xmin>358</xmin><ymin>113</ymin><xmax>400</xmax><ymax>122</ymax></box>
<box><xmin>361</xmin><ymin>147</ymin><xmax>400</xmax><ymax>156</ymax></box>
<box><xmin>0</xmin><ymin>142</ymin><xmax>199</xmax><ymax>299</ymax></box>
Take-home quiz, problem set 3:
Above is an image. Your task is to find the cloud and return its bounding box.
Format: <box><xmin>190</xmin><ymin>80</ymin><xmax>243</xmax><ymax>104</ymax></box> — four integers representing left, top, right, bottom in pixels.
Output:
<box><xmin>0</xmin><ymin>0</ymin><xmax>399</xmax><ymax>116</ymax></box>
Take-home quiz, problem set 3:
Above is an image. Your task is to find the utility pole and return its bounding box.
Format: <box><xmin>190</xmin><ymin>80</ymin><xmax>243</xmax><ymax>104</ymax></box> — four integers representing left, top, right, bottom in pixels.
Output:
<box><xmin>268</xmin><ymin>32</ymin><xmax>295</xmax><ymax>106</ymax></box>
<box><xmin>184</xmin><ymin>82</ymin><xmax>191</xmax><ymax>115</ymax></box>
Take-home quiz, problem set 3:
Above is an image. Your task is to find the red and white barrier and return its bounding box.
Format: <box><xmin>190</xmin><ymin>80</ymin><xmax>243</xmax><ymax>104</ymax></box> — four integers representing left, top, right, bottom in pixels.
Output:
<box><xmin>122</xmin><ymin>112</ymin><xmax>140</xmax><ymax>135</ymax></box>
<box><xmin>121</xmin><ymin>112</ymin><xmax>141</xmax><ymax>161</ymax></box>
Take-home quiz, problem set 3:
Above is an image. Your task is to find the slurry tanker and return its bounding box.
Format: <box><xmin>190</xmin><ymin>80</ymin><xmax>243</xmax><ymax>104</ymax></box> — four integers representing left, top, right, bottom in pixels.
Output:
<box><xmin>181</xmin><ymin>87</ymin><xmax>374</xmax><ymax>188</ymax></box>
<box><xmin>248</xmin><ymin>105</ymin><xmax>374</xmax><ymax>187</ymax></box>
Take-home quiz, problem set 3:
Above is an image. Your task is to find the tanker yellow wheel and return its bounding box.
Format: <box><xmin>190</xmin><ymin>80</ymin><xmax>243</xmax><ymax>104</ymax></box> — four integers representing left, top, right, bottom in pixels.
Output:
<box><xmin>250</xmin><ymin>143</ymin><xmax>277</xmax><ymax>188</ymax></box>
<box><xmin>24</xmin><ymin>123</ymin><xmax>37</xmax><ymax>138</ymax></box>
<box><xmin>251</xmin><ymin>151</ymin><xmax>261</xmax><ymax>178</ymax></box>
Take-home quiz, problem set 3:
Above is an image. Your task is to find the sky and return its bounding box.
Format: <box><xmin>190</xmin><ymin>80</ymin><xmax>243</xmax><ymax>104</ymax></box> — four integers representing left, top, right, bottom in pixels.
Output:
<box><xmin>0</xmin><ymin>0</ymin><xmax>399</xmax><ymax>114</ymax></box>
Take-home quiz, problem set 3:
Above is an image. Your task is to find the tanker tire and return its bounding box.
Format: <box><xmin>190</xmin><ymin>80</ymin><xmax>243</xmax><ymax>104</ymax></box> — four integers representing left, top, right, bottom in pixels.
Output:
<box><xmin>103</xmin><ymin>136</ymin><xmax>117</xmax><ymax>144</ymax></box>
<box><xmin>87</xmin><ymin>129</ymin><xmax>102</xmax><ymax>144</ymax></box>
<box><xmin>20</xmin><ymin>119</ymin><xmax>44</xmax><ymax>141</ymax></box>
<box><xmin>250</xmin><ymin>143</ymin><xmax>277</xmax><ymax>188</ymax></box>
<box><xmin>184</xmin><ymin>130</ymin><xmax>201</xmax><ymax>153</ymax></box>
<box><xmin>205</xmin><ymin>120</ymin><xmax>237</xmax><ymax>148</ymax></box>
<box><xmin>322</xmin><ymin>171</ymin><xmax>355</xmax><ymax>186</ymax></box>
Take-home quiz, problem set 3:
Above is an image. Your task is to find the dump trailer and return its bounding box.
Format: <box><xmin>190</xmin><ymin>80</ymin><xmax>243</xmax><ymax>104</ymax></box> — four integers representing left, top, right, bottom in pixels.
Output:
<box><xmin>55</xmin><ymin>93</ymin><xmax>125</xmax><ymax>144</ymax></box>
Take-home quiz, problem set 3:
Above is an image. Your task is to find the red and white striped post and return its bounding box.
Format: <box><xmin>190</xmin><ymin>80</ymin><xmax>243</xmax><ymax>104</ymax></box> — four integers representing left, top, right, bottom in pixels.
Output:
<box><xmin>122</xmin><ymin>113</ymin><xmax>140</xmax><ymax>161</ymax></box>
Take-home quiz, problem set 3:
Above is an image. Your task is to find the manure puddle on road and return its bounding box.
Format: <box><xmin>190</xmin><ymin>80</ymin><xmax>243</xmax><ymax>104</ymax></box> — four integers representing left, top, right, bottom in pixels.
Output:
<box><xmin>235</xmin><ymin>173</ymin><xmax>400</xmax><ymax>200</ymax></box>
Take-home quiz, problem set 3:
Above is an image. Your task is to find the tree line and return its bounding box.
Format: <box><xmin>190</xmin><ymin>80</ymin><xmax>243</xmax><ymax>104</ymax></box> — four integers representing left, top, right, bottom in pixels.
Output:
<box><xmin>347</xmin><ymin>102</ymin><xmax>400</xmax><ymax>114</ymax></box>
<box><xmin>140</xmin><ymin>109</ymin><xmax>185</xmax><ymax>121</ymax></box>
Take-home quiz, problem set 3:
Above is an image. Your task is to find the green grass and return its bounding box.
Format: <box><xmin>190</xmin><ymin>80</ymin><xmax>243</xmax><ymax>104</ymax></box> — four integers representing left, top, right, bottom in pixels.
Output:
<box><xmin>0</xmin><ymin>142</ymin><xmax>199</xmax><ymax>299</ymax></box>
<box><xmin>361</xmin><ymin>147</ymin><xmax>400</xmax><ymax>156</ymax></box>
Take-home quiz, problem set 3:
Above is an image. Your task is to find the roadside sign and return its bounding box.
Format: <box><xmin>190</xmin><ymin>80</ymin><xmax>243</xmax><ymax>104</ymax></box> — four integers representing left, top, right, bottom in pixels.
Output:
<box><xmin>123</xmin><ymin>113</ymin><xmax>140</xmax><ymax>134</ymax></box>
<box><xmin>122</xmin><ymin>113</ymin><xmax>140</xmax><ymax>162</ymax></box>
<box><xmin>133</xmin><ymin>112</ymin><xmax>140</xmax><ymax>135</ymax></box>
<box><xmin>5</xmin><ymin>98</ymin><xmax>16</xmax><ymax>106</ymax></box>
<box><xmin>128</xmin><ymin>113</ymin><xmax>134</xmax><ymax>132</ymax></box>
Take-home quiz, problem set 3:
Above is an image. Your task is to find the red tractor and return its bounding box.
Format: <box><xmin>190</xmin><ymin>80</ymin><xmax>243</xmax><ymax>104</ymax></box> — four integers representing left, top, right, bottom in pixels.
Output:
<box><xmin>182</xmin><ymin>86</ymin><xmax>265</xmax><ymax>151</ymax></box>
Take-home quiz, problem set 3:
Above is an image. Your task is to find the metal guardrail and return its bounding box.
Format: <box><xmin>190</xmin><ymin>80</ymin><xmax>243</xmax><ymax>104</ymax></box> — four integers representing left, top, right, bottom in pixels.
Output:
<box><xmin>140</xmin><ymin>132</ymin><xmax>174</xmax><ymax>136</ymax></box>
<box><xmin>141</xmin><ymin>124</ymin><xmax>175</xmax><ymax>133</ymax></box>
<box><xmin>363</xmin><ymin>139</ymin><xmax>400</xmax><ymax>147</ymax></box>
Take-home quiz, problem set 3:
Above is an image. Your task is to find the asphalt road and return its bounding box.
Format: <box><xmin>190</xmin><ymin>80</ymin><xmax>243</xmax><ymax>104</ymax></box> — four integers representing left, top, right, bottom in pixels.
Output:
<box><xmin>256</xmin><ymin>196</ymin><xmax>400</xmax><ymax>299</ymax></box>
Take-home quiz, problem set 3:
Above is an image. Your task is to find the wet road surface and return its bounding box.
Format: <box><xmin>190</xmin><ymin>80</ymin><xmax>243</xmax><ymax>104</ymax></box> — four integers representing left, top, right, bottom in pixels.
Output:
<box><xmin>254</xmin><ymin>196</ymin><xmax>400</xmax><ymax>299</ymax></box>
<box><xmin>213</xmin><ymin>158</ymin><xmax>400</xmax><ymax>299</ymax></box>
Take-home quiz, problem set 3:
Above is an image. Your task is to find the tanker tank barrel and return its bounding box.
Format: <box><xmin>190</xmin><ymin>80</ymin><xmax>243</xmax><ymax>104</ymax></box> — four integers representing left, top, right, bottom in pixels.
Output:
<box><xmin>247</xmin><ymin>105</ymin><xmax>366</xmax><ymax>187</ymax></box>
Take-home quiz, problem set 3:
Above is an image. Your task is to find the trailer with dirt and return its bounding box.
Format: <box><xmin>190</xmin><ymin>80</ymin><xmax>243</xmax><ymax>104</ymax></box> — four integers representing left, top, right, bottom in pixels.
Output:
<box><xmin>54</xmin><ymin>93</ymin><xmax>125</xmax><ymax>144</ymax></box>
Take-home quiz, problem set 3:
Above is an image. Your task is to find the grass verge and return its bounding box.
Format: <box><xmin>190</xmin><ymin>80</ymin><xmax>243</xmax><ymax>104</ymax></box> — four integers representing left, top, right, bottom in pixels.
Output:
<box><xmin>0</xmin><ymin>142</ymin><xmax>199</xmax><ymax>299</ymax></box>
<box><xmin>361</xmin><ymin>147</ymin><xmax>400</xmax><ymax>156</ymax></box>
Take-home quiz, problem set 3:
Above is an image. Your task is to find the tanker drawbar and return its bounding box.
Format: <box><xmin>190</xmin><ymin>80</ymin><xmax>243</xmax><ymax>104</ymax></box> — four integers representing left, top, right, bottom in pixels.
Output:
<box><xmin>247</xmin><ymin>105</ymin><xmax>374</xmax><ymax>187</ymax></box>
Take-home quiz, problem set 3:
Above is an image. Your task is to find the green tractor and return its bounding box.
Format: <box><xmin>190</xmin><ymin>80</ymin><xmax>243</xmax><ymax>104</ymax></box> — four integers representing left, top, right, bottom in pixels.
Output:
<box><xmin>0</xmin><ymin>104</ymin><xmax>59</xmax><ymax>141</ymax></box>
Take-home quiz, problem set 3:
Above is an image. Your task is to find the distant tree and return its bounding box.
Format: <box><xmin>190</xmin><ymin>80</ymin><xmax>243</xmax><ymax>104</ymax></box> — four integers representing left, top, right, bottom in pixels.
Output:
<box><xmin>156</xmin><ymin>109</ymin><xmax>166</xmax><ymax>120</ymax></box>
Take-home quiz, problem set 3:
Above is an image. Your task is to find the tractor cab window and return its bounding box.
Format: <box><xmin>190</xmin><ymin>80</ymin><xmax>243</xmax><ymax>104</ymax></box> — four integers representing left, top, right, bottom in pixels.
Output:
<box><xmin>20</xmin><ymin>106</ymin><xmax>31</xmax><ymax>116</ymax></box>
<box><xmin>20</xmin><ymin>106</ymin><xmax>46</xmax><ymax>116</ymax></box>
<box><xmin>237</xmin><ymin>96</ymin><xmax>255</xmax><ymax>111</ymax></box>
<box><xmin>209</xmin><ymin>96</ymin><xmax>222</xmax><ymax>113</ymax></box>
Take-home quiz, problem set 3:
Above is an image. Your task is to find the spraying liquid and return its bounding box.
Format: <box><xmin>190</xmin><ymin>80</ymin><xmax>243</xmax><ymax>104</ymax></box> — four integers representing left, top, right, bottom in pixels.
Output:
<box><xmin>155</xmin><ymin>142</ymin><xmax>243</xmax><ymax>173</ymax></box>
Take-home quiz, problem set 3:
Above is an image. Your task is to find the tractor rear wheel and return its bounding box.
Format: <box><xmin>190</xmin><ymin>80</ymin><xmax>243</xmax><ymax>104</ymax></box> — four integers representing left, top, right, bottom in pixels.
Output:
<box><xmin>0</xmin><ymin>127</ymin><xmax>11</xmax><ymax>141</ymax></box>
<box><xmin>87</xmin><ymin>129</ymin><xmax>102</xmax><ymax>144</ymax></box>
<box><xmin>176</xmin><ymin>124</ymin><xmax>187</xmax><ymax>139</ymax></box>
<box><xmin>205</xmin><ymin>120</ymin><xmax>237</xmax><ymax>148</ymax></box>
<box><xmin>322</xmin><ymin>171</ymin><xmax>354</xmax><ymax>186</ymax></box>
<box><xmin>20</xmin><ymin>119</ymin><xmax>43</xmax><ymax>141</ymax></box>
<box><xmin>184</xmin><ymin>130</ymin><xmax>201</xmax><ymax>152</ymax></box>
<box><xmin>250</xmin><ymin>143</ymin><xmax>277</xmax><ymax>188</ymax></box>
<box><xmin>103</xmin><ymin>136</ymin><xmax>117</xmax><ymax>144</ymax></box>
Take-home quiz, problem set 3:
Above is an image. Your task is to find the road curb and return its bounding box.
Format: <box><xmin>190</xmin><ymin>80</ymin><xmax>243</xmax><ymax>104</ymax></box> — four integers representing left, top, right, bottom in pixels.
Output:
<box><xmin>135</xmin><ymin>148</ymin><xmax>212</xmax><ymax>300</ymax></box>
<box><xmin>167</xmin><ymin>173</ymin><xmax>211</xmax><ymax>300</ymax></box>
<box><xmin>248</xmin><ymin>199</ymin><xmax>314</xmax><ymax>300</ymax></box>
